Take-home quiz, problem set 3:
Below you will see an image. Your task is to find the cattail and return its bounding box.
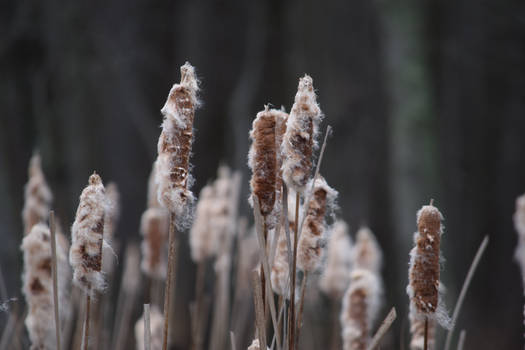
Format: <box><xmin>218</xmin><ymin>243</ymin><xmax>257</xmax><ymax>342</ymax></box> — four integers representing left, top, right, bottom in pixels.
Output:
<box><xmin>282</xmin><ymin>75</ymin><xmax>323</xmax><ymax>194</ymax></box>
<box><xmin>514</xmin><ymin>194</ymin><xmax>525</xmax><ymax>335</ymax></box>
<box><xmin>409</xmin><ymin>312</ymin><xmax>436</xmax><ymax>350</ymax></box>
<box><xmin>140</xmin><ymin>208</ymin><xmax>169</xmax><ymax>279</ymax></box>
<box><xmin>102</xmin><ymin>182</ymin><xmax>120</xmax><ymax>275</ymax></box>
<box><xmin>270</xmin><ymin>225</ymin><xmax>293</xmax><ymax>297</ymax></box>
<box><xmin>248</xmin><ymin>106</ymin><xmax>278</xmax><ymax>224</ymax></box>
<box><xmin>274</xmin><ymin>109</ymin><xmax>288</xmax><ymax>199</ymax></box>
<box><xmin>156</xmin><ymin>62</ymin><xmax>199</xmax><ymax>224</ymax></box>
<box><xmin>190</xmin><ymin>184</ymin><xmax>216</xmax><ymax>262</ymax></box>
<box><xmin>22</xmin><ymin>223</ymin><xmax>70</xmax><ymax>349</ymax></box>
<box><xmin>353</xmin><ymin>227</ymin><xmax>382</xmax><ymax>274</ymax></box>
<box><xmin>69</xmin><ymin>172</ymin><xmax>108</xmax><ymax>294</ymax></box>
<box><xmin>407</xmin><ymin>203</ymin><xmax>450</xmax><ymax>328</ymax></box>
<box><xmin>22</xmin><ymin>153</ymin><xmax>53</xmax><ymax>235</ymax></box>
<box><xmin>297</xmin><ymin>176</ymin><xmax>337</xmax><ymax>272</ymax></box>
<box><xmin>319</xmin><ymin>220</ymin><xmax>353</xmax><ymax>299</ymax></box>
<box><xmin>135</xmin><ymin>305</ymin><xmax>163</xmax><ymax>350</ymax></box>
<box><xmin>340</xmin><ymin>269</ymin><xmax>382</xmax><ymax>350</ymax></box>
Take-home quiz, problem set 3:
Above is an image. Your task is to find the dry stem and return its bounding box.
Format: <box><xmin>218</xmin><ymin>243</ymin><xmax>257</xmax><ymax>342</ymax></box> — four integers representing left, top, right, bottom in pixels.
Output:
<box><xmin>252</xmin><ymin>270</ymin><xmax>267</xmax><ymax>350</ymax></box>
<box><xmin>289</xmin><ymin>192</ymin><xmax>300</xmax><ymax>350</ymax></box>
<box><xmin>144</xmin><ymin>304</ymin><xmax>151</xmax><ymax>350</ymax></box>
<box><xmin>49</xmin><ymin>211</ymin><xmax>61</xmax><ymax>350</ymax></box>
<box><xmin>367</xmin><ymin>307</ymin><xmax>397</xmax><ymax>350</ymax></box>
<box><xmin>423</xmin><ymin>317</ymin><xmax>428</xmax><ymax>350</ymax></box>
<box><xmin>162</xmin><ymin>212</ymin><xmax>178</xmax><ymax>350</ymax></box>
<box><xmin>82</xmin><ymin>287</ymin><xmax>92</xmax><ymax>350</ymax></box>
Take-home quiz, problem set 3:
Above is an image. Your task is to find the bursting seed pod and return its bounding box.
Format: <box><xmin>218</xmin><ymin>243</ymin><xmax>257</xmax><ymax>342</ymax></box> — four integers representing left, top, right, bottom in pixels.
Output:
<box><xmin>297</xmin><ymin>176</ymin><xmax>338</xmax><ymax>272</ymax></box>
<box><xmin>282</xmin><ymin>75</ymin><xmax>323</xmax><ymax>194</ymax></box>
<box><xmin>156</xmin><ymin>62</ymin><xmax>200</xmax><ymax>225</ymax></box>
<box><xmin>319</xmin><ymin>220</ymin><xmax>353</xmax><ymax>299</ymax></box>
<box><xmin>69</xmin><ymin>172</ymin><xmax>107</xmax><ymax>294</ymax></box>
<box><xmin>248</xmin><ymin>106</ymin><xmax>278</xmax><ymax>225</ymax></box>
<box><xmin>22</xmin><ymin>153</ymin><xmax>53</xmax><ymax>235</ymax></box>
<box><xmin>407</xmin><ymin>202</ymin><xmax>450</xmax><ymax>329</ymax></box>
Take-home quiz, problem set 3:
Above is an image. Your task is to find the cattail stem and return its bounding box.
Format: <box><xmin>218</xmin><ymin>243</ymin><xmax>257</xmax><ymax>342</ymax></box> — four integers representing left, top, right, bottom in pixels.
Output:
<box><xmin>289</xmin><ymin>192</ymin><xmax>300</xmax><ymax>350</ymax></box>
<box><xmin>49</xmin><ymin>211</ymin><xmax>61</xmax><ymax>350</ymax></box>
<box><xmin>83</xmin><ymin>288</ymin><xmax>92</xmax><ymax>350</ymax></box>
<box><xmin>295</xmin><ymin>272</ymin><xmax>308</xmax><ymax>345</ymax></box>
<box><xmin>423</xmin><ymin>317</ymin><xmax>428</xmax><ymax>350</ymax></box>
<box><xmin>162</xmin><ymin>213</ymin><xmax>178</xmax><ymax>350</ymax></box>
<box><xmin>192</xmin><ymin>261</ymin><xmax>206</xmax><ymax>350</ymax></box>
<box><xmin>456</xmin><ymin>330</ymin><xmax>466</xmax><ymax>350</ymax></box>
<box><xmin>144</xmin><ymin>304</ymin><xmax>151</xmax><ymax>350</ymax></box>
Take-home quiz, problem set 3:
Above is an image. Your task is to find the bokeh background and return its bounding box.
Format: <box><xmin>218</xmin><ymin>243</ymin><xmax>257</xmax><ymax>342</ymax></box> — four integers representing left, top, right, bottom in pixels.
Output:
<box><xmin>1</xmin><ymin>0</ymin><xmax>525</xmax><ymax>349</ymax></box>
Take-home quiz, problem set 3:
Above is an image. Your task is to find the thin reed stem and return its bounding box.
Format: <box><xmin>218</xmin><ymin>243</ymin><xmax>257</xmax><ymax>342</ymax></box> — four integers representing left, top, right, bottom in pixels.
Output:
<box><xmin>423</xmin><ymin>317</ymin><xmax>428</xmax><ymax>350</ymax></box>
<box><xmin>83</xmin><ymin>288</ymin><xmax>92</xmax><ymax>350</ymax></box>
<box><xmin>289</xmin><ymin>192</ymin><xmax>300</xmax><ymax>350</ymax></box>
<box><xmin>444</xmin><ymin>235</ymin><xmax>489</xmax><ymax>350</ymax></box>
<box><xmin>49</xmin><ymin>211</ymin><xmax>61</xmax><ymax>350</ymax></box>
<box><xmin>0</xmin><ymin>306</ymin><xmax>18</xmax><ymax>350</ymax></box>
<box><xmin>252</xmin><ymin>270</ymin><xmax>267</xmax><ymax>350</ymax></box>
<box><xmin>162</xmin><ymin>212</ymin><xmax>178</xmax><ymax>350</ymax></box>
<box><xmin>295</xmin><ymin>272</ymin><xmax>308</xmax><ymax>345</ymax></box>
<box><xmin>367</xmin><ymin>307</ymin><xmax>397</xmax><ymax>350</ymax></box>
<box><xmin>456</xmin><ymin>330</ymin><xmax>466</xmax><ymax>350</ymax></box>
<box><xmin>192</xmin><ymin>261</ymin><xmax>206</xmax><ymax>350</ymax></box>
<box><xmin>144</xmin><ymin>304</ymin><xmax>151</xmax><ymax>350</ymax></box>
<box><xmin>230</xmin><ymin>331</ymin><xmax>237</xmax><ymax>350</ymax></box>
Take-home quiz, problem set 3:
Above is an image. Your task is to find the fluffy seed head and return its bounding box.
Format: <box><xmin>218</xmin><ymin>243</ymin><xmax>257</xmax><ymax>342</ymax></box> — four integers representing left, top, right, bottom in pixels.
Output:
<box><xmin>190</xmin><ymin>184</ymin><xmax>216</xmax><ymax>262</ymax></box>
<box><xmin>22</xmin><ymin>223</ymin><xmax>70</xmax><ymax>349</ymax></box>
<box><xmin>297</xmin><ymin>176</ymin><xmax>338</xmax><ymax>272</ymax></box>
<box><xmin>248</xmin><ymin>106</ymin><xmax>278</xmax><ymax>219</ymax></box>
<box><xmin>69</xmin><ymin>172</ymin><xmax>108</xmax><ymax>294</ymax></box>
<box><xmin>140</xmin><ymin>207</ymin><xmax>169</xmax><ymax>279</ymax></box>
<box><xmin>22</xmin><ymin>153</ymin><xmax>53</xmax><ymax>235</ymax></box>
<box><xmin>407</xmin><ymin>203</ymin><xmax>443</xmax><ymax>316</ymax></box>
<box><xmin>156</xmin><ymin>62</ymin><xmax>199</xmax><ymax>223</ymax></box>
<box><xmin>353</xmin><ymin>227</ymin><xmax>382</xmax><ymax>274</ymax></box>
<box><xmin>271</xmin><ymin>224</ymin><xmax>294</xmax><ymax>297</ymax></box>
<box><xmin>282</xmin><ymin>75</ymin><xmax>323</xmax><ymax>194</ymax></box>
<box><xmin>135</xmin><ymin>305</ymin><xmax>163</xmax><ymax>350</ymax></box>
<box><xmin>319</xmin><ymin>220</ymin><xmax>353</xmax><ymax>299</ymax></box>
<box><xmin>340</xmin><ymin>269</ymin><xmax>382</xmax><ymax>350</ymax></box>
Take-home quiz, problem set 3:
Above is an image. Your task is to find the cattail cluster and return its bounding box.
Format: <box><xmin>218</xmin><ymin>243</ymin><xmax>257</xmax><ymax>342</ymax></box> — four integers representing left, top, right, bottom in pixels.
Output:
<box><xmin>141</xmin><ymin>162</ymin><xmax>169</xmax><ymax>279</ymax></box>
<box><xmin>22</xmin><ymin>153</ymin><xmax>53</xmax><ymax>235</ymax></box>
<box><xmin>22</xmin><ymin>223</ymin><xmax>70</xmax><ymax>349</ymax></box>
<box><xmin>407</xmin><ymin>203</ymin><xmax>450</xmax><ymax>329</ymax></box>
<box><xmin>156</xmin><ymin>62</ymin><xmax>200</xmax><ymax>225</ymax></box>
<box><xmin>340</xmin><ymin>227</ymin><xmax>383</xmax><ymax>350</ymax></box>
<box><xmin>514</xmin><ymin>194</ymin><xmax>525</xmax><ymax>334</ymax></box>
<box><xmin>297</xmin><ymin>176</ymin><xmax>337</xmax><ymax>272</ymax></box>
<box><xmin>69</xmin><ymin>172</ymin><xmax>108</xmax><ymax>294</ymax></box>
<box><xmin>282</xmin><ymin>75</ymin><xmax>323</xmax><ymax>194</ymax></box>
<box><xmin>135</xmin><ymin>305</ymin><xmax>163</xmax><ymax>350</ymax></box>
<box><xmin>319</xmin><ymin>220</ymin><xmax>353</xmax><ymax>299</ymax></box>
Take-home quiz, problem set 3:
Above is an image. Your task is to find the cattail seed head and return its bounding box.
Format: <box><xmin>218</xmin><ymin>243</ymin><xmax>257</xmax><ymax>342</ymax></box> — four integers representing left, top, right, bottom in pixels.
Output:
<box><xmin>282</xmin><ymin>75</ymin><xmax>323</xmax><ymax>194</ymax></box>
<box><xmin>248</xmin><ymin>106</ymin><xmax>278</xmax><ymax>221</ymax></box>
<box><xmin>69</xmin><ymin>172</ymin><xmax>108</xmax><ymax>294</ymax></box>
<box><xmin>297</xmin><ymin>176</ymin><xmax>338</xmax><ymax>272</ymax></box>
<box><xmin>156</xmin><ymin>62</ymin><xmax>199</xmax><ymax>224</ymax></box>
<box><xmin>140</xmin><ymin>207</ymin><xmax>169</xmax><ymax>279</ymax></box>
<box><xmin>319</xmin><ymin>220</ymin><xmax>353</xmax><ymax>299</ymax></box>
<box><xmin>22</xmin><ymin>223</ymin><xmax>70</xmax><ymax>349</ymax></box>
<box><xmin>271</xmin><ymin>225</ymin><xmax>293</xmax><ymax>297</ymax></box>
<box><xmin>135</xmin><ymin>305</ymin><xmax>163</xmax><ymax>350</ymax></box>
<box><xmin>340</xmin><ymin>269</ymin><xmax>382</xmax><ymax>350</ymax></box>
<box><xmin>190</xmin><ymin>184</ymin><xmax>216</xmax><ymax>262</ymax></box>
<box><xmin>407</xmin><ymin>204</ymin><xmax>443</xmax><ymax>315</ymax></box>
<box><xmin>353</xmin><ymin>227</ymin><xmax>382</xmax><ymax>274</ymax></box>
<box><xmin>22</xmin><ymin>153</ymin><xmax>53</xmax><ymax>235</ymax></box>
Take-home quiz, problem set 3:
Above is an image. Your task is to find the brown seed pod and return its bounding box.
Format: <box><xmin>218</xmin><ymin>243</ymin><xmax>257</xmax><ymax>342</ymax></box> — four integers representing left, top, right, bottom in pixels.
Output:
<box><xmin>69</xmin><ymin>172</ymin><xmax>107</xmax><ymax>294</ymax></box>
<box><xmin>407</xmin><ymin>203</ymin><xmax>443</xmax><ymax>316</ymax></box>
<box><xmin>22</xmin><ymin>153</ymin><xmax>53</xmax><ymax>235</ymax></box>
<box><xmin>140</xmin><ymin>207</ymin><xmax>169</xmax><ymax>280</ymax></box>
<box><xmin>282</xmin><ymin>75</ymin><xmax>323</xmax><ymax>194</ymax></box>
<box><xmin>297</xmin><ymin>176</ymin><xmax>337</xmax><ymax>272</ymax></box>
<box><xmin>340</xmin><ymin>269</ymin><xmax>381</xmax><ymax>350</ymax></box>
<box><xmin>248</xmin><ymin>106</ymin><xmax>277</xmax><ymax>220</ymax></box>
<box><xmin>353</xmin><ymin>226</ymin><xmax>382</xmax><ymax>274</ymax></box>
<box><xmin>156</xmin><ymin>62</ymin><xmax>199</xmax><ymax>221</ymax></box>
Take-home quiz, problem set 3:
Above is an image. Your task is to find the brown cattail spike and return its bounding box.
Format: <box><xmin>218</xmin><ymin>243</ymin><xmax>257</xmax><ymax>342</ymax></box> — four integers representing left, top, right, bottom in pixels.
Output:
<box><xmin>69</xmin><ymin>172</ymin><xmax>108</xmax><ymax>294</ymax></box>
<box><xmin>22</xmin><ymin>153</ymin><xmax>53</xmax><ymax>235</ymax></box>
<box><xmin>353</xmin><ymin>227</ymin><xmax>382</xmax><ymax>274</ymax></box>
<box><xmin>282</xmin><ymin>75</ymin><xmax>323</xmax><ymax>194</ymax></box>
<box><xmin>248</xmin><ymin>106</ymin><xmax>278</xmax><ymax>221</ymax></box>
<box><xmin>140</xmin><ymin>208</ymin><xmax>169</xmax><ymax>280</ymax></box>
<box><xmin>156</xmin><ymin>62</ymin><xmax>199</xmax><ymax>224</ymax></box>
<box><xmin>297</xmin><ymin>176</ymin><xmax>337</xmax><ymax>272</ymax></box>
<box><xmin>319</xmin><ymin>220</ymin><xmax>353</xmax><ymax>299</ymax></box>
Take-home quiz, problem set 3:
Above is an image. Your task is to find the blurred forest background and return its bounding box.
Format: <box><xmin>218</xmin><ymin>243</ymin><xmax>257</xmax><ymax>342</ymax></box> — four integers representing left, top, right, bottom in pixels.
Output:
<box><xmin>1</xmin><ymin>0</ymin><xmax>525</xmax><ymax>349</ymax></box>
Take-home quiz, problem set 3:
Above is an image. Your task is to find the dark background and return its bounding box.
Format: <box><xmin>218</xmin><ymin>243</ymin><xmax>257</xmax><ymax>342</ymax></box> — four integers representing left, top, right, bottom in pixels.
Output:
<box><xmin>1</xmin><ymin>0</ymin><xmax>525</xmax><ymax>348</ymax></box>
